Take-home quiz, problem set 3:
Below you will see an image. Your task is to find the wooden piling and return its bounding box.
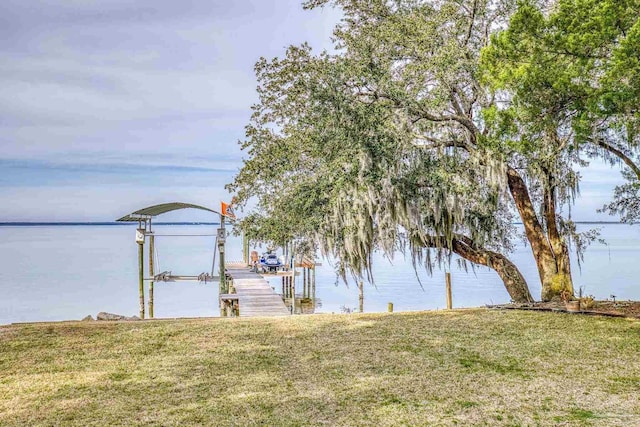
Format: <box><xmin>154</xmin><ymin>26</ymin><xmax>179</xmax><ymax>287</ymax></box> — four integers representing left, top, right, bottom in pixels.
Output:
<box><xmin>303</xmin><ymin>267</ymin><xmax>307</xmax><ymax>298</ymax></box>
<box><xmin>242</xmin><ymin>234</ymin><xmax>249</xmax><ymax>265</ymax></box>
<box><xmin>242</xmin><ymin>233</ymin><xmax>246</xmax><ymax>264</ymax></box>
<box><xmin>138</xmin><ymin>238</ymin><xmax>145</xmax><ymax>319</ymax></box>
<box><xmin>221</xmin><ymin>300</ymin><xmax>229</xmax><ymax>317</ymax></box>
<box><xmin>312</xmin><ymin>265</ymin><xmax>316</xmax><ymax>304</ymax></box>
<box><xmin>445</xmin><ymin>272</ymin><xmax>452</xmax><ymax>309</ymax></box>
<box><xmin>219</xmin><ymin>216</ymin><xmax>226</xmax><ymax>317</ymax></box>
<box><xmin>218</xmin><ymin>215</ymin><xmax>226</xmax><ymax>294</ymax></box>
<box><xmin>148</xmin><ymin>233</ymin><xmax>154</xmax><ymax>318</ymax></box>
<box><xmin>291</xmin><ymin>254</ymin><xmax>296</xmax><ymax>314</ymax></box>
<box><xmin>226</xmin><ymin>301</ymin><xmax>233</xmax><ymax>317</ymax></box>
<box><xmin>359</xmin><ymin>281</ymin><xmax>364</xmax><ymax>313</ymax></box>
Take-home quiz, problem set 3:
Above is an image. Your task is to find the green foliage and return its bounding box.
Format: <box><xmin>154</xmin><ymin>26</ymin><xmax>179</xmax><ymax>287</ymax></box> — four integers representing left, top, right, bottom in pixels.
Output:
<box><xmin>600</xmin><ymin>168</ymin><xmax>640</xmax><ymax>223</ymax></box>
<box><xmin>482</xmin><ymin>0</ymin><xmax>640</xmax><ymax>221</ymax></box>
<box><xmin>228</xmin><ymin>0</ymin><xmax>522</xmax><ymax>283</ymax></box>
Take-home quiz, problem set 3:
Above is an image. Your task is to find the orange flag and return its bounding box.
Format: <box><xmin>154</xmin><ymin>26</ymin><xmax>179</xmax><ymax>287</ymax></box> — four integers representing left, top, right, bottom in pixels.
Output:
<box><xmin>221</xmin><ymin>201</ymin><xmax>236</xmax><ymax>219</ymax></box>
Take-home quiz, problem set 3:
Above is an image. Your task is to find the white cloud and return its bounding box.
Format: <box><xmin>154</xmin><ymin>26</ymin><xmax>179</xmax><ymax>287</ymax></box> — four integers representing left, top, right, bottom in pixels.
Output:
<box><xmin>0</xmin><ymin>0</ymin><xmax>340</xmax><ymax>162</ymax></box>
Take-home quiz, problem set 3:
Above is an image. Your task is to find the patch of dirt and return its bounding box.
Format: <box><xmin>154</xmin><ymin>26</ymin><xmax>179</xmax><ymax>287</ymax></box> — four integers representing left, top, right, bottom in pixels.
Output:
<box><xmin>491</xmin><ymin>300</ymin><xmax>640</xmax><ymax>318</ymax></box>
<box><xmin>589</xmin><ymin>300</ymin><xmax>640</xmax><ymax>318</ymax></box>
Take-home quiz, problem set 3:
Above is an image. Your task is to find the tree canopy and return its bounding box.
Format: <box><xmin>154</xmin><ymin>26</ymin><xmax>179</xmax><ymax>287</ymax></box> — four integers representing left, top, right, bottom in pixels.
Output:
<box><xmin>229</xmin><ymin>0</ymin><xmax>639</xmax><ymax>302</ymax></box>
<box><xmin>482</xmin><ymin>0</ymin><xmax>640</xmax><ymax>221</ymax></box>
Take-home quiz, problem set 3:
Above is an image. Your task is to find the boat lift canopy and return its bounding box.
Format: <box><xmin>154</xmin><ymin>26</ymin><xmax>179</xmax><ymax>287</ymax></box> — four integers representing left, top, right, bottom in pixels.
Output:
<box><xmin>116</xmin><ymin>202</ymin><xmax>221</xmax><ymax>222</ymax></box>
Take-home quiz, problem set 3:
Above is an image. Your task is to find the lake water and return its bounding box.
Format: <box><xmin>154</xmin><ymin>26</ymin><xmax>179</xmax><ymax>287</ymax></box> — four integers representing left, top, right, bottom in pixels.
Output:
<box><xmin>1</xmin><ymin>223</ymin><xmax>639</xmax><ymax>325</ymax></box>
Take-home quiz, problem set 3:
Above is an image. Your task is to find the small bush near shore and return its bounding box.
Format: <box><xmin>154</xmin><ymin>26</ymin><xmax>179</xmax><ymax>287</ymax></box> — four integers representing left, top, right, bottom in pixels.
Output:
<box><xmin>1</xmin><ymin>309</ymin><xmax>639</xmax><ymax>426</ymax></box>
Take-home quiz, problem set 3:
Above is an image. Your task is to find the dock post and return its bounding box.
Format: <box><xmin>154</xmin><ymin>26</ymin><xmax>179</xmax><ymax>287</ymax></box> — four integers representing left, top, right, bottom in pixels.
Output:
<box><xmin>219</xmin><ymin>215</ymin><xmax>226</xmax><ymax>294</ymax></box>
<box><xmin>148</xmin><ymin>232</ymin><xmax>154</xmax><ymax>318</ymax></box>
<box><xmin>136</xmin><ymin>227</ymin><xmax>145</xmax><ymax>320</ymax></box>
<box><xmin>303</xmin><ymin>267</ymin><xmax>307</xmax><ymax>298</ymax></box>
<box><xmin>312</xmin><ymin>265</ymin><xmax>316</xmax><ymax>306</ymax></box>
<box><xmin>220</xmin><ymin>300</ymin><xmax>228</xmax><ymax>317</ymax></box>
<box><xmin>359</xmin><ymin>281</ymin><xmax>364</xmax><ymax>313</ymax></box>
<box><xmin>291</xmin><ymin>253</ymin><xmax>296</xmax><ymax>314</ymax></box>
<box><xmin>445</xmin><ymin>272</ymin><xmax>452</xmax><ymax>309</ymax></box>
<box><xmin>242</xmin><ymin>233</ymin><xmax>249</xmax><ymax>265</ymax></box>
<box><xmin>226</xmin><ymin>301</ymin><xmax>233</xmax><ymax>317</ymax></box>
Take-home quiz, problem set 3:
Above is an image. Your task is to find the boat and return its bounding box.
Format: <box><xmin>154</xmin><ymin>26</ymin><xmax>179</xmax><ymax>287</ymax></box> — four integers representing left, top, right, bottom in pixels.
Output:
<box><xmin>260</xmin><ymin>252</ymin><xmax>283</xmax><ymax>273</ymax></box>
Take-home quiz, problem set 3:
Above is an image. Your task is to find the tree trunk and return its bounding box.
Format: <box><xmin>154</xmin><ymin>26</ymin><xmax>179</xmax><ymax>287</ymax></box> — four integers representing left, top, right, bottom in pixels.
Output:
<box><xmin>451</xmin><ymin>236</ymin><xmax>534</xmax><ymax>303</ymax></box>
<box><xmin>506</xmin><ymin>167</ymin><xmax>573</xmax><ymax>301</ymax></box>
<box><xmin>416</xmin><ymin>234</ymin><xmax>533</xmax><ymax>303</ymax></box>
<box><xmin>542</xmin><ymin>182</ymin><xmax>573</xmax><ymax>301</ymax></box>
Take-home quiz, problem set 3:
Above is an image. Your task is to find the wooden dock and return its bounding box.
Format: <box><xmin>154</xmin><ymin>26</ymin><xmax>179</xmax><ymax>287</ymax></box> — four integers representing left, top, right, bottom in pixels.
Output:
<box><xmin>224</xmin><ymin>267</ymin><xmax>290</xmax><ymax>317</ymax></box>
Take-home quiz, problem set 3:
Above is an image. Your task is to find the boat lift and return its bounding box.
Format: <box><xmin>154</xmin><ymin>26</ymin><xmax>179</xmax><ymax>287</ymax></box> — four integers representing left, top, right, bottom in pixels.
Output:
<box><xmin>116</xmin><ymin>202</ymin><xmax>243</xmax><ymax>319</ymax></box>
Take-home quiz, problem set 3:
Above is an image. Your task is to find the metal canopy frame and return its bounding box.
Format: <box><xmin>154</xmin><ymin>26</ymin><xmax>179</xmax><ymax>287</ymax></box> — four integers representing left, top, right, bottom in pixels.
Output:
<box><xmin>115</xmin><ymin>202</ymin><xmax>221</xmax><ymax>222</ymax></box>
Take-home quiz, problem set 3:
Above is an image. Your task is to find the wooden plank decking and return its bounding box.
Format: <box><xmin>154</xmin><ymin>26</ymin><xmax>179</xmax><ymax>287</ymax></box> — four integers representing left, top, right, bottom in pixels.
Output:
<box><xmin>225</xmin><ymin>267</ymin><xmax>290</xmax><ymax>317</ymax></box>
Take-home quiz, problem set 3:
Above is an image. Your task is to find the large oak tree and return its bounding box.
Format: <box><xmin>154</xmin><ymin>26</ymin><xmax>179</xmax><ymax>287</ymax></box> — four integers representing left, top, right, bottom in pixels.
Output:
<box><xmin>482</xmin><ymin>0</ymin><xmax>640</xmax><ymax>297</ymax></box>
<box><xmin>230</xmin><ymin>0</ymin><xmax>638</xmax><ymax>301</ymax></box>
<box><xmin>484</xmin><ymin>0</ymin><xmax>640</xmax><ymax>220</ymax></box>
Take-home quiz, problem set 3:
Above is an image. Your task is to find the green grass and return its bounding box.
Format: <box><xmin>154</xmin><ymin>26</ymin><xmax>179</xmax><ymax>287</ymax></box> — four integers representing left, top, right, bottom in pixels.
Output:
<box><xmin>1</xmin><ymin>309</ymin><xmax>639</xmax><ymax>426</ymax></box>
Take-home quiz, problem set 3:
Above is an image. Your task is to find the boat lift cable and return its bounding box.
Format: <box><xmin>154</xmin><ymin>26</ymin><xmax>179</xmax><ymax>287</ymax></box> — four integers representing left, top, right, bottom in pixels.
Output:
<box><xmin>211</xmin><ymin>235</ymin><xmax>218</xmax><ymax>276</ymax></box>
<box><xmin>154</xmin><ymin>245</ymin><xmax>161</xmax><ymax>275</ymax></box>
<box><xmin>148</xmin><ymin>237</ymin><xmax>220</xmax><ymax>283</ymax></box>
<box><xmin>151</xmin><ymin>234</ymin><xmax>218</xmax><ymax>237</ymax></box>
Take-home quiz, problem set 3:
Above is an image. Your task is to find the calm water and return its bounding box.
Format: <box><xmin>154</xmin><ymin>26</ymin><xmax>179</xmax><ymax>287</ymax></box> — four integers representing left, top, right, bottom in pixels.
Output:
<box><xmin>1</xmin><ymin>223</ymin><xmax>639</xmax><ymax>324</ymax></box>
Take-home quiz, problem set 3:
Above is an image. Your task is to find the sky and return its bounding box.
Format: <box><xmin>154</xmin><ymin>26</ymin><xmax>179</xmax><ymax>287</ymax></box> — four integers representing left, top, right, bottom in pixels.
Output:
<box><xmin>0</xmin><ymin>0</ymin><xmax>339</xmax><ymax>222</ymax></box>
<box><xmin>0</xmin><ymin>0</ymin><xmax>627</xmax><ymax>222</ymax></box>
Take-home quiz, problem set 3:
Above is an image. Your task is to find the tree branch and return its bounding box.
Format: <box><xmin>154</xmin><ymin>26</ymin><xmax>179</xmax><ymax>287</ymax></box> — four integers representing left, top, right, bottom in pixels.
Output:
<box><xmin>412</xmin><ymin>232</ymin><xmax>533</xmax><ymax>302</ymax></box>
<box><xmin>590</xmin><ymin>138</ymin><xmax>640</xmax><ymax>180</ymax></box>
<box><xmin>464</xmin><ymin>0</ymin><xmax>478</xmax><ymax>47</ymax></box>
<box><xmin>410</xmin><ymin>134</ymin><xmax>471</xmax><ymax>151</ymax></box>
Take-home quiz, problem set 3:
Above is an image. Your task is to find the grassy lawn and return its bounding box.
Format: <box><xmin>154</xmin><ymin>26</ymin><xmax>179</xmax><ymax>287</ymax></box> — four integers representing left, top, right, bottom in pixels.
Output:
<box><xmin>1</xmin><ymin>309</ymin><xmax>639</xmax><ymax>426</ymax></box>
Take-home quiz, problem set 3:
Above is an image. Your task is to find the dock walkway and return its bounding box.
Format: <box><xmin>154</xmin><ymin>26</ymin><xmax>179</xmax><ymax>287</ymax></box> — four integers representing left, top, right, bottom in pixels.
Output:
<box><xmin>224</xmin><ymin>267</ymin><xmax>290</xmax><ymax>317</ymax></box>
